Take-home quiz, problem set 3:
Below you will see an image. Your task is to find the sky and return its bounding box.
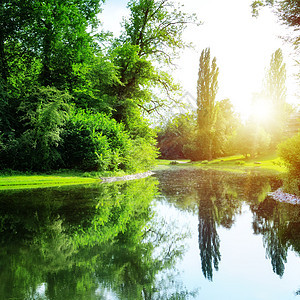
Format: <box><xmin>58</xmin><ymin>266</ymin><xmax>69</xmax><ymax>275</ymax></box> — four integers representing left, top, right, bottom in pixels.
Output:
<box><xmin>100</xmin><ymin>0</ymin><xmax>299</xmax><ymax>120</ymax></box>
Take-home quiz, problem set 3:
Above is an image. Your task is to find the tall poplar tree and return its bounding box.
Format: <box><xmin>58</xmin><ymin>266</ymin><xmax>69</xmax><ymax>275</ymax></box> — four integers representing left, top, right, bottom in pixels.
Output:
<box><xmin>196</xmin><ymin>48</ymin><xmax>219</xmax><ymax>160</ymax></box>
<box><xmin>264</xmin><ymin>48</ymin><xmax>288</xmax><ymax>146</ymax></box>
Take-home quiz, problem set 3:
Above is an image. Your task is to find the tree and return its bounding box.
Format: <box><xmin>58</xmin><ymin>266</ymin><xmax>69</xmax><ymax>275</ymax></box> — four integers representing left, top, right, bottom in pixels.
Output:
<box><xmin>107</xmin><ymin>0</ymin><xmax>199</xmax><ymax>127</ymax></box>
<box><xmin>0</xmin><ymin>87</ymin><xmax>71</xmax><ymax>171</ymax></box>
<box><xmin>251</xmin><ymin>0</ymin><xmax>300</xmax><ymax>95</ymax></box>
<box><xmin>0</xmin><ymin>0</ymin><xmax>35</xmax><ymax>84</ymax></box>
<box><xmin>278</xmin><ymin>133</ymin><xmax>300</xmax><ymax>196</ymax></box>
<box><xmin>265</xmin><ymin>49</ymin><xmax>286</xmax><ymax>107</ymax></box>
<box><xmin>0</xmin><ymin>0</ymin><xmax>105</xmax><ymax>134</ymax></box>
<box><xmin>32</xmin><ymin>0</ymin><xmax>103</xmax><ymax>89</ymax></box>
<box><xmin>263</xmin><ymin>48</ymin><xmax>288</xmax><ymax>146</ymax></box>
<box><xmin>156</xmin><ymin>112</ymin><xmax>196</xmax><ymax>159</ymax></box>
<box><xmin>211</xmin><ymin>99</ymin><xmax>240</xmax><ymax>157</ymax></box>
<box><xmin>196</xmin><ymin>48</ymin><xmax>219</xmax><ymax>161</ymax></box>
<box><xmin>251</xmin><ymin>0</ymin><xmax>300</xmax><ymax>32</ymax></box>
<box><xmin>233</xmin><ymin>123</ymin><xmax>271</xmax><ymax>158</ymax></box>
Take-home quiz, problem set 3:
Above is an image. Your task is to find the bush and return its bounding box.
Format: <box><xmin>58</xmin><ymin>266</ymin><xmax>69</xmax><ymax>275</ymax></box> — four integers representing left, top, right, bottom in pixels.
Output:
<box><xmin>278</xmin><ymin>133</ymin><xmax>300</xmax><ymax>173</ymax></box>
<box><xmin>278</xmin><ymin>133</ymin><xmax>300</xmax><ymax>196</ymax></box>
<box><xmin>0</xmin><ymin>87</ymin><xmax>71</xmax><ymax>171</ymax></box>
<box><xmin>124</xmin><ymin>137</ymin><xmax>158</xmax><ymax>172</ymax></box>
<box><xmin>61</xmin><ymin>110</ymin><xmax>131</xmax><ymax>171</ymax></box>
<box><xmin>61</xmin><ymin>110</ymin><xmax>158</xmax><ymax>172</ymax></box>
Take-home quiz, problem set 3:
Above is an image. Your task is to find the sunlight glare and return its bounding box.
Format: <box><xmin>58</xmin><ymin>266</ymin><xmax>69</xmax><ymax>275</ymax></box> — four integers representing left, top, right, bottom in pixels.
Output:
<box><xmin>250</xmin><ymin>98</ymin><xmax>273</xmax><ymax>123</ymax></box>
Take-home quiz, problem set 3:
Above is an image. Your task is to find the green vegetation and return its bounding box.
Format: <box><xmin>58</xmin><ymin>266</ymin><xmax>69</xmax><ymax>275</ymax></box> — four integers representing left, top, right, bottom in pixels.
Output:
<box><xmin>0</xmin><ymin>174</ymin><xmax>98</xmax><ymax>190</ymax></box>
<box><xmin>0</xmin><ymin>0</ymin><xmax>298</xmax><ymax>194</ymax></box>
<box><xmin>0</xmin><ymin>0</ymin><xmax>197</xmax><ymax>175</ymax></box>
<box><xmin>155</xmin><ymin>43</ymin><xmax>298</xmax><ymax>195</ymax></box>
<box><xmin>155</xmin><ymin>153</ymin><xmax>287</xmax><ymax>174</ymax></box>
<box><xmin>278</xmin><ymin>133</ymin><xmax>300</xmax><ymax>196</ymax></box>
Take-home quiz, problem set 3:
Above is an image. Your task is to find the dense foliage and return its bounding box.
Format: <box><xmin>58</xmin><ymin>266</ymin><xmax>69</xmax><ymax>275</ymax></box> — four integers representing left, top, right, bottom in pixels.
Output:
<box><xmin>156</xmin><ymin>113</ymin><xmax>196</xmax><ymax>159</ymax></box>
<box><xmin>0</xmin><ymin>0</ymin><xmax>198</xmax><ymax>172</ymax></box>
<box><xmin>278</xmin><ymin>133</ymin><xmax>300</xmax><ymax>196</ymax></box>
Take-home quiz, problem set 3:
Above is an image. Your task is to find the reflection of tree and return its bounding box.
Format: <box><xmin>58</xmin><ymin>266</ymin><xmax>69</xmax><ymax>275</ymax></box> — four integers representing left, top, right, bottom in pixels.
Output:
<box><xmin>243</xmin><ymin>173</ymin><xmax>275</xmax><ymax>205</ymax></box>
<box><xmin>252</xmin><ymin>197</ymin><xmax>300</xmax><ymax>277</ymax></box>
<box><xmin>156</xmin><ymin>169</ymin><xmax>285</xmax><ymax>281</ymax></box>
<box><xmin>95</xmin><ymin>216</ymin><xmax>197</xmax><ymax>299</ymax></box>
<box><xmin>0</xmin><ymin>177</ymin><xmax>196</xmax><ymax>300</ymax></box>
<box><xmin>198</xmin><ymin>200</ymin><xmax>220</xmax><ymax>281</ymax></box>
<box><xmin>157</xmin><ymin>169</ymin><xmax>242</xmax><ymax>281</ymax></box>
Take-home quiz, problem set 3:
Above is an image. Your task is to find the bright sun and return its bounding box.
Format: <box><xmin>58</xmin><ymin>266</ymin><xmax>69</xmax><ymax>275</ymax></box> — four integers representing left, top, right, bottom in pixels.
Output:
<box><xmin>250</xmin><ymin>99</ymin><xmax>273</xmax><ymax>123</ymax></box>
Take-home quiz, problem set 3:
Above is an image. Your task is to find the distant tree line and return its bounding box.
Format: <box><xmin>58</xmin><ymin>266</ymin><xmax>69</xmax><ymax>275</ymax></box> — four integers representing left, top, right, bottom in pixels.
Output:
<box><xmin>157</xmin><ymin>47</ymin><xmax>294</xmax><ymax>161</ymax></box>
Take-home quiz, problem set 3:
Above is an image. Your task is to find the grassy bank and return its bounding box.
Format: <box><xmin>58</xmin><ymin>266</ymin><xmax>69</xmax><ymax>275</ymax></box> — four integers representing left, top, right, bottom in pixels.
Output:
<box><xmin>0</xmin><ymin>172</ymin><xmax>98</xmax><ymax>190</ymax></box>
<box><xmin>0</xmin><ymin>153</ymin><xmax>286</xmax><ymax>190</ymax></box>
<box><xmin>154</xmin><ymin>153</ymin><xmax>287</xmax><ymax>175</ymax></box>
<box><xmin>0</xmin><ymin>169</ymin><xmax>147</xmax><ymax>190</ymax></box>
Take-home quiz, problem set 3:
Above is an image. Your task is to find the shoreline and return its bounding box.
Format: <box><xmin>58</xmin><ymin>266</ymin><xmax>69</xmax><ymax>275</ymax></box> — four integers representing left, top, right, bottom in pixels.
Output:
<box><xmin>100</xmin><ymin>171</ymin><xmax>154</xmax><ymax>183</ymax></box>
<box><xmin>269</xmin><ymin>188</ymin><xmax>300</xmax><ymax>205</ymax></box>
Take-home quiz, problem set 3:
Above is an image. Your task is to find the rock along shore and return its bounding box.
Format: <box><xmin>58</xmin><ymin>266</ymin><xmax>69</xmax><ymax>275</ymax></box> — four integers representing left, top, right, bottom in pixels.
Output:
<box><xmin>100</xmin><ymin>171</ymin><xmax>154</xmax><ymax>183</ymax></box>
<box><xmin>269</xmin><ymin>188</ymin><xmax>300</xmax><ymax>205</ymax></box>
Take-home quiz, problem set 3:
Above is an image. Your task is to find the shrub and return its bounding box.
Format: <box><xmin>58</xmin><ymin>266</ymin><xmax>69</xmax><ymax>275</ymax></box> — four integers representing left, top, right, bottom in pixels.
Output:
<box><xmin>278</xmin><ymin>133</ymin><xmax>300</xmax><ymax>196</ymax></box>
<box><xmin>61</xmin><ymin>110</ymin><xmax>131</xmax><ymax>171</ymax></box>
<box><xmin>61</xmin><ymin>110</ymin><xmax>158</xmax><ymax>172</ymax></box>
<box><xmin>124</xmin><ymin>137</ymin><xmax>158</xmax><ymax>172</ymax></box>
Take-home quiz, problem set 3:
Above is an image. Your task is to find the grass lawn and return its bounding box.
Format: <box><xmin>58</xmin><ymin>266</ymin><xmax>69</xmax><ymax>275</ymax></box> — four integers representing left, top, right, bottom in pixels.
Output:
<box><xmin>154</xmin><ymin>153</ymin><xmax>287</xmax><ymax>174</ymax></box>
<box><xmin>0</xmin><ymin>171</ymin><xmax>99</xmax><ymax>190</ymax></box>
<box><xmin>0</xmin><ymin>169</ymin><xmax>146</xmax><ymax>190</ymax></box>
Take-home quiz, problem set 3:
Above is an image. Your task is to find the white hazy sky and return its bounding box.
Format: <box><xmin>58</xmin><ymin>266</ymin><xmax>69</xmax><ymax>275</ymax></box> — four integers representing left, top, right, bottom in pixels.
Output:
<box><xmin>100</xmin><ymin>0</ymin><xmax>299</xmax><ymax>119</ymax></box>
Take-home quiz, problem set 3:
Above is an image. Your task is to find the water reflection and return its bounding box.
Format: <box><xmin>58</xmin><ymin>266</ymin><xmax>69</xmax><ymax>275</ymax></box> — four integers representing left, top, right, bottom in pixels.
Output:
<box><xmin>1</xmin><ymin>169</ymin><xmax>299</xmax><ymax>299</ymax></box>
<box><xmin>155</xmin><ymin>168</ymin><xmax>299</xmax><ymax>283</ymax></box>
<box><xmin>252</xmin><ymin>196</ymin><xmax>300</xmax><ymax>277</ymax></box>
<box><xmin>0</xmin><ymin>177</ymin><xmax>195</xmax><ymax>300</ymax></box>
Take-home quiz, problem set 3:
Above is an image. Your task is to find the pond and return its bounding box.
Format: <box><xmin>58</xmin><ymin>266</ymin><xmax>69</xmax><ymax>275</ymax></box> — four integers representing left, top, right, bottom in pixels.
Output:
<box><xmin>0</xmin><ymin>168</ymin><xmax>299</xmax><ymax>299</ymax></box>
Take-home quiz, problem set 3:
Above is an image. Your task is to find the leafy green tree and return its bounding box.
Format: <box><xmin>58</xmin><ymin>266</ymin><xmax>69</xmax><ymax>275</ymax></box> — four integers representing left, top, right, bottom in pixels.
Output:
<box><xmin>31</xmin><ymin>0</ymin><xmax>103</xmax><ymax>89</ymax></box>
<box><xmin>211</xmin><ymin>99</ymin><xmax>240</xmax><ymax>157</ymax></box>
<box><xmin>0</xmin><ymin>0</ymin><xmax>104</xmax><ymax>90</ymax></box>
<box><xmin>278</xmin><ymin>133</ymin><xmax>300</xmax><ymax>196</ymax></box>
<box><xmin>233</xmin><ymin>123</ymin><xmax>271</xmax><ymax>158</ymax></box>
<box><xmin>107</xmin><ymin>0</ymin><xmax>199</xmax><ymax>126</ymax></box>
<box><xmin>196</xmin><ymin>48</ymin><xmax>219</xmax><ymax>160</ymax></box>
<box><xmin>0</xmin><ymin>0</ymin><xmax>35</xmax><ymax>83</ymax></box>
<box><xmin>263</xmin><ymin>48</ymin><xmax>288</xmax><ymax>147</ymax></box>
<box><xmin>265</xmin><ymin>49</ymin><xmax>287</xmax><ymax>107</ymax></box>
<box><xmin>252</xmin><ymin>0</ymin><xmax>300</xmax><ymax>33</ymax></box>
<box><xmin>0</xmin><ymin>0</ymin><xmax>105</xmax><ymax>144</ymax></box>
<box><xmin>157</xmin><ymin>113</ymin><xmax>196</xmax><ymax>159</ymax></box>
<box><xmin>0</xmin><ymin>87</ymin><xmax>71</xmax><ymax>171</ymax></box>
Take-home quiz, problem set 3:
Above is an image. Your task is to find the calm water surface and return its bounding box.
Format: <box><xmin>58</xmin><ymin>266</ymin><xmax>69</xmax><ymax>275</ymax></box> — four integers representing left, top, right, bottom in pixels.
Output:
<box><xmin>0</xmin><ymin>168</ymin><xmax>299</xmax><ymax>299</ymax></box>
